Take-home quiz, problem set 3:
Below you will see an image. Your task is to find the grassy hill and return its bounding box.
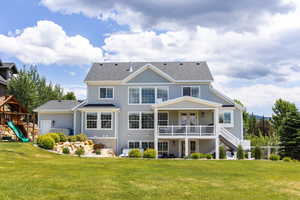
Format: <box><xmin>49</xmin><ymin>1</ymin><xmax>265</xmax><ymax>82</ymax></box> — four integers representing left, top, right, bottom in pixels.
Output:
<box><xmin>0</xmin><ymin>143</ymin><xmax>299</xmax><ymax>200</ymax></box>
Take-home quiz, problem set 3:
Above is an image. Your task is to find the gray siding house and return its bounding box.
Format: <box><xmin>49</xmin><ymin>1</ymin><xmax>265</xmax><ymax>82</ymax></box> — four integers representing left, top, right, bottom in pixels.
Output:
<box><xmin>34</xmin><ymin>62</ymin><xmax>250</xmax><ymax>158</ymax></box>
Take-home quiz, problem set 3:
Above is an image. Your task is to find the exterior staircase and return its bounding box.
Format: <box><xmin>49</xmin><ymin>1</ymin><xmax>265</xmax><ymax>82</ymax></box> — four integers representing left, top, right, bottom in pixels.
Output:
<box><xmin>219</xmin><ymin>127</ymin><xmax>250</xmax><ymax>150</ymax></box>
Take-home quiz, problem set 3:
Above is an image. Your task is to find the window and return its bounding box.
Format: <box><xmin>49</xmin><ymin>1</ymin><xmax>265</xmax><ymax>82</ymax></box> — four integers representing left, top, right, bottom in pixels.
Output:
<box><xmin>141</xmin><ymin>113</ymin><xmax>154</xmax><ymax>129</ymax></box>
<box><xmin>129</xmin><ymin>141</ymin><xmax>140</xmax><ymax>149</ymax></box>
<box><xmin>141</xmin><ymin>141</ymin><xmax>154</xmax><ymax>150</ymax></box>
<box><xmin>182</xmin><ymin>86</ymin><xmax>200</xmax><ymax>97</ymax></box>
<box><xmin>86</xmin><ymin>112</ymin><xmax>113</xmax><ymax>130</ymax></box>
<box><xmin>142</xmin><ymin>88</ymin><xmax>155</xmax><ymax>104</ymax></box>
<box><xmin>128</xmin><ymin>87</ymin><xmax>169</xmax><ymax>104</ymax></box>
<box><xmin>129</xmin><ymin>113</ymin><xmax>140</xmax><ymax>129</ymax></box>
<box><xmin>101</xmin><ymin>112</ymin><xmax>112</xmax><ymax>129</ymax></box>
<box><xmin>129</xmin><ymin>88</ymin><xmax>140</xmax><ymax>104</ymax></box>
<box><xmin>158</xmin><ymin>112</ymin><xmax>168</xmax><ymax>126</ymax></box>
<box><xmin>86</xmin><ymin>112</ymin><xmax>97</xmax><ymax>129</ymax></box>
<box><xmin>128</xmin><ymin>112</ymin><xmax>154</xmax><ymax>130</ymax></box>
<box><xmin>157</xmin><ymin>88</ymin><xmax>168</xmax><ymax>102</ymax></box>
<box><xmin>158</xmin><ymin>141</ymin><xmax>168</xmax><ymax>155</ymax></box>
<box><xmin>99</xmin><ymin>87</ymin><xmax>113</xmax><ymax>99</ymax></box>
<box><xmin>219</xmin><ymin>110</ymin><xmax>233</xmax><ymax>127</ymax></box>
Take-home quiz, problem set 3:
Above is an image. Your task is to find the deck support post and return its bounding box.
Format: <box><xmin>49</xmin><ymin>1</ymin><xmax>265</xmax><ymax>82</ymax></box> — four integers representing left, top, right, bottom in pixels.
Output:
<box><xmin>185</xmin><ymin>137</ymin><xmax>188</xmax><ymax>158</ymax></box>
<box><xmin>154</xmin><ymin>108</ymin><xmax>158</xmax><ymax>159</ymax></box>
<box><xmin>215</xmin><ymin>137</ymin><xmax>219</xmax><ymax>160</ymax></box>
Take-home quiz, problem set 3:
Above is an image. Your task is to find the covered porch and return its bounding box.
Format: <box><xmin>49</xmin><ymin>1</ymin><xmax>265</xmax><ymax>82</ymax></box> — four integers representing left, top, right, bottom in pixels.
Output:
<box><xmin>152</xmin><ymin>96</ymin><xmax>222</xmax><ymax>159</ymax></box>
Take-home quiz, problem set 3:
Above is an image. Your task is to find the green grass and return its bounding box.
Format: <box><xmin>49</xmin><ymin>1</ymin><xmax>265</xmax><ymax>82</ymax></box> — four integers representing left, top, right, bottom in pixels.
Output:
<box><xmin>0</xmin><ymin>143</ymin><xmax>300</xmax><ymax>200</ymax></box>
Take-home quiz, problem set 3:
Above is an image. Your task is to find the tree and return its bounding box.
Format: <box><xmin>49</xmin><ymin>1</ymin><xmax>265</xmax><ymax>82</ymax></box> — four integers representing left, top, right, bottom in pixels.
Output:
<box><xmin>272</xmin><ymin>99</ymin><xmax>297</xmax><ymax>136</ymax></box>
<box><xmin>63</xmin><ymin>92</ymin><xmax>76</xmax><ymax>100</ymax></box>
<box><xmin>8</xmin><ymin>66</ymin><xmax>72</xmax><ymax>112</ymax></box>
<box><xmin>279</xmin><ymin>109</ymin><xmax>300</xmax><ymax>160</ymax></box>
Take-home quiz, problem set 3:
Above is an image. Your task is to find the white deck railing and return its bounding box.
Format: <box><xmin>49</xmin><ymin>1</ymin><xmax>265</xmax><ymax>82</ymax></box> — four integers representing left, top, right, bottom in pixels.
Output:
<box><xmin>158</xmin><ymin>125</ymin><xmax>215</xmax><ymax>137</ymax></box>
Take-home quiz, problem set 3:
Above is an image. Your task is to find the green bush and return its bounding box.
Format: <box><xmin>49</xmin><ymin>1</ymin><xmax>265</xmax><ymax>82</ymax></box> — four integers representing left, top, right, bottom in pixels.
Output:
<box><xmin>237</xmin><ymin>145</ymin><xmax>244</xmax><ymax>160</ymax></box>
<box><xmin>62</xmin><ymin>147</ymin><xmax>70</xmax><ymax>154</ymax></box>
<box><xmin>76</xmin><ymin>133</ymin><xmax>88</xmax><ymax>142</ymax></box>
<box><xmin>206</xmin><ymin>154</ymin><xmax>213</xmax><ymax>159</ymax></box>
<box><xmin>95</xmin><ymin>149</ymin><xmax>101</xmax><ymax>155</ymax></box>
<box><xmin>68</xmin><ymin>136</ymin><xmax>77</xmax><ymax>142</ymax></box>
<box><xmin>253</xmin><ymin>146</ymin><xmax>262</xmax><ymax>160</ymax></box>
<box><xmin>143</xmin><ymin>149</ymin><xmax>156</xmax><ymax>158</ymax></box>
<box><xmin>75</xmin><ymin>147</ymin><xmax>85</xmax><ymax>157</ymax></box>
<box><xmin>128</xmin><ymin>149</ymin><xmax>142</xmax><ymax>158</ymax></box>
<box><xmin>45</xmin><ymin>133</ymin><xmax>60</xmax><ymax>143</ymax></box>
<box><xmin>269</xmin><ymin>154</ymin><xmax>280</xmax><ymax>161</ymax></box>
<box><xmin>57</xmin><ymin>133</ymin><xmax>67</xmax><ymax>142</ymax></box>
<box><xmin>191</xmin><ymin>153</ymin><xmax>201</xmax><ymax>159</ymax></box>
<box><xmin>37</xmin><ymin>136</ymin><xmax>55</xmax><ymax>150</ymax></box>
<box><xmin>283</xmin><ymin>157</ymin><xmax>292</xmax><ymax>162</ymax></box>
<box><xmin>219</xmin><ymin>146</ymin><xmax>226</xmax><ymax>159</ymax></box>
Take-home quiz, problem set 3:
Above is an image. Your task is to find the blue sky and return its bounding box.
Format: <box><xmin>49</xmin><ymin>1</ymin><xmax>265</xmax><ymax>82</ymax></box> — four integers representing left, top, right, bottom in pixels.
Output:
<box><xmin>1</xmin><ymin>0</ymin><xmax>300</xmax><ymax>116</ymax></box>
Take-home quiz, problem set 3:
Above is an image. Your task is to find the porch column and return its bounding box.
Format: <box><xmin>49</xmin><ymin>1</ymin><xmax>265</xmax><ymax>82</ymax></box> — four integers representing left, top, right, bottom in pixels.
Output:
<box><xmin>185</xmin><ymin>137</ymin><xmax>189</xmax><ymax>157</ymax></box>
<box><xmin>154</xmin><ymin>108</ymin><xmax>158</xmax><ymax>159</ymax></box>
<box><xmin>215</xmin><ymin>137</ymin><xmax>219</xmax><ymax>159</ymax></box>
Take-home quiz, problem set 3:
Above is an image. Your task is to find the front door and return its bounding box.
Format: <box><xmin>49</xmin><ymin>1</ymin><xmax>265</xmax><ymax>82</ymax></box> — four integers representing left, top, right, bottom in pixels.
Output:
<box><xmin>40</xmin><ymin>120</ymin><xmax>52</xmax><ymax>134</ymax></box>
<box><xmin>180</xmin><ymin>112</ymin><xmax>197</xmax><ymax>133</ymax></box>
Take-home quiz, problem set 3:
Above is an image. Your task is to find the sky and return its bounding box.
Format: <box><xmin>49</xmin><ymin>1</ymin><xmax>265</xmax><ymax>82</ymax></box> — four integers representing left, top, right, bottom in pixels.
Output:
<box><xmin>0</xmin><ymin>0</ymin><xmax>300</xmax><ymax>116</ymax></box>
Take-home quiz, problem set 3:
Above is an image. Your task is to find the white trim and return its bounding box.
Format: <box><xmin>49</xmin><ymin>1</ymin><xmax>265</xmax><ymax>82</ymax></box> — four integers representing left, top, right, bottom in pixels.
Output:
<box><xmin>89</xmin><ymin>136</ymin><xmax>117</xmax><ymax>139</ymax></box>
<box><xmin>78</xmin><ymin>107</ymin><xmax>119</xmax><ymax>112</ymax></box>
<box><xmin>181</xmin><ymin>85</ymin><xmax>201</xmax><ymax>98</ymax></box>
<box><xmin>98</xmin><ymin>87</ymin><xmax>114</xmax><ymax>100</ymax></box>
<box><xmin>128</xmin><ymin>86</ymin><xmax>169</xmax><ymax>105</ymax></box>
<box><xmin>152</xmin><ymin>96</ymin><xmax>222</xmax><ymax>109</ymax></box>
<box><xmin>72</xmin><ymin>100</ymin><xmax>87</xmax><ymax>111</ymax></box>
<box><xmin>218</xmin><ymin>109</ymin><xmax>234</xmax><ymax>128</ymax></box>
<box><xmin>85</xmin><ymin>112</ymin><xmax>113</xmax><ymax>130</ymax></box>
<box><xmin>35</xmin><ymin>110</ymin><xmax>73</xmax><ymax>113</ymax></box>
<box><xmin>128</xmin><ymin>111</ymin><xmax>155</xmax><ymax>130</ymax></box>
<box><xmin>85</xmin><ymin>81</ymin><xmax>122</xmax><ymax>85</ymax></box>
<box><xmin>128</xmin><ymin>140</ymin><xmax>155</xmax><ymax>149</ymax></box>
<box><xmin>123</xmin><ymin>63</ymin><xmax>176</xmax><ymax>83</ymax></box>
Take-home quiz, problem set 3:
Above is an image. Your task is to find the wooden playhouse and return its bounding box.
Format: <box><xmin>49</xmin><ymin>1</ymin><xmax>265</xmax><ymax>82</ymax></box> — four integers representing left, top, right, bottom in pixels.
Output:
<box><xmin>0</xmin><ymin>95</ymin><xmax>37</xmax><ymax>141</ymax></box>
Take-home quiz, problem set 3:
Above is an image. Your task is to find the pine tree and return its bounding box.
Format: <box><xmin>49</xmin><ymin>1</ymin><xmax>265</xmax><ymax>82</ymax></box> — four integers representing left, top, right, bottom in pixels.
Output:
<box><xmin>279</xmin><ymin>110</ymin><xmax>300</xmax><ymax>160</ymax></box>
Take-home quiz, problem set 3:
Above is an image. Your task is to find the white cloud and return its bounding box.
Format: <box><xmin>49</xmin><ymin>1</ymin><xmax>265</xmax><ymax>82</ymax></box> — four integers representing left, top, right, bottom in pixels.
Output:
<box><xmin>0</xmin><ymin>20</ymin><xmax>103</xmax><ymax>66</ymax></box>
<box><xmin>63</xmin><ymin>84</ymin><xmax>86</xmax><ymax>100</ymax></box>
<box><xmin>69</xmin><ymin>71</ymin><xmax>76</xmax><ymax>76</ymax></box>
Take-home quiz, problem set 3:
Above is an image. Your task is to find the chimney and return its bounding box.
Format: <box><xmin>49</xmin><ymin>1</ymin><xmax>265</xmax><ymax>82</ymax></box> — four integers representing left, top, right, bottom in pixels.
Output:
<box><xmin>127</xmin><ymin>62</ymin><xmax>133</xmax><ymax>72</ymax></box>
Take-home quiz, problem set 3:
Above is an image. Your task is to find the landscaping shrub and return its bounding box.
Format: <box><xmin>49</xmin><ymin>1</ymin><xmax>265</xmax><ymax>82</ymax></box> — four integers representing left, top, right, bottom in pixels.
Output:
<box><xmin>143</xmin><ymin>149</ymin><xmax>156</xmax><ymax>158</ymax></box>
<box><xmin>75</xmin><ymin>147</ymin><xmax>85</xmax><ymax>157</ymax></box>
<box><xmin>237</xmin><ymin>145</ymin><xmax>244</xmax><ymax>160</ymax></box>
<box><xmin>253</xmin><ymin>146</ymin><xmax>262</xmax><ymax>160</ymax></box>
<box><xmin>62</xmin><ymin>147</ymin><xmax>70</xmax><ymax>154</ymax></box>
<box><xmin>269</xmin><ymin>154</ymin><xmax>280</xmax><ymax>161</ymax></box>
<box><xmin>87</xmin><ymin>140</ymin><xmax>94</xmax><ymax>145</ymax></box>
<box><xmin>45</xmin><ymin>133</ymin><xmax>60</xmax><ymax>143</ymax></box>
<box><xmin>128</xmin><ymin>149</ymin><xmax>142</xmax><ymax>158</ymax></box>
<box><xmin>76</xmin><ymin>133</ymin><xmax>88</xmax><ymax>142</ymax></box>
<box><xmin>191</xmin><ymin>153</ymin><xmax>201</xmax><ymax>159</ymax></box>
<box><xmin>283</xmin><ymin>157</ymin><xmax>292</xmax><ymax>162</ymax></box>
<box><xmin>37</xmin><ymin>136</ymin><xmax>55</xmax><ymax>150</ymax></box>
<box><xmin>68</xmin><ymin>136</ymin><xmax>76</xmax><ymax>142</ymax></box>
<box><xmin>57</xmin><ymin>133</ymin><xmax>67</xmax><ymax>142</ymax></box>
<box><xmin>206</xmin><ymin>154</ymin><xmax>213</xmax><ymax>159</ymax></box>
<box><xmin>219</xmin><ymin>146</ymin><xmax>226</xmax><ymax>159</ymax></box>
<box><xmin>95</xmin><ymin>149</ymin><xmax>101</xmax><ymax>155</ymax></box>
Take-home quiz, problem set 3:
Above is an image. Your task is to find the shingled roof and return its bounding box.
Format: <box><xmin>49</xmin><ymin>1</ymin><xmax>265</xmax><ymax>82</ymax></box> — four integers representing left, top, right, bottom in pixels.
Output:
<box><xmin>33</xmin><ymin>100</ymin><xmax>83</xmax><ymax>112</ymax></box>
<box><xmin>84</xmin><ymin>61</ymin><xmax>214</xmax><ymax>82</ymax></box>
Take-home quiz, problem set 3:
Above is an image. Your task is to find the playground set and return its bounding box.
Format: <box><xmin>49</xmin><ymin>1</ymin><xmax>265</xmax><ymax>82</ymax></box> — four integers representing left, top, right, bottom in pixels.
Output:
<box><xmin>0</xmin><ymin>95</ymin><xmax>37</xmax><ymax>142</ymax></box>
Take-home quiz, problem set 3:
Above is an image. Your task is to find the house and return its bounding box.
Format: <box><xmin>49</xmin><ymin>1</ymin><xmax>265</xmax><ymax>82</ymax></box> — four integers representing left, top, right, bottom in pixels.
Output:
<box><xmin>0</xmin><ymin>60</ymin><xmax>18</xmax><ymax>96</ymax></box>
<box><xmin>34</xmin><ymin>62</ymin><xmax>250</xmax><ymax>158</ymax></box>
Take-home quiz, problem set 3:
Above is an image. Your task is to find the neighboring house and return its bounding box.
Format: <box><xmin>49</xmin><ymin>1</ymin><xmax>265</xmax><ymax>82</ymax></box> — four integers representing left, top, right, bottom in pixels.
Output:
<box><xmin>0</xmin><ymin>60</ymin><xmax>18</xmax><ymax>96</ymax></box>
<box><xmin>34</xmin><ymin>62</ymin><xmax>250</xmax><ymax>158</ymax></box>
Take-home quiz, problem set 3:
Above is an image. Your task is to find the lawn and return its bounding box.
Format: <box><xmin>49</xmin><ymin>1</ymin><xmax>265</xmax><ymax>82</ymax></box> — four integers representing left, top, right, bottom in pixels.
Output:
<box><xmin>0</xmin><ymin>143</ymin><xmax>299</xmax><ymax>200</ymax></box>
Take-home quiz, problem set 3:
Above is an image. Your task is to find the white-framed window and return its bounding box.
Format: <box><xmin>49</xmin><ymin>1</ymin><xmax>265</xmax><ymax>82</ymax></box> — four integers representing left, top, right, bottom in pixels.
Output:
<box><xmin>219</xmin><ymin>110</ymin><xmax>234</xmax><ymax>127</ymax></box>
<box><xmin>128</xmin><ymin>112</ymin><xmax>154</xmax><ymax>130</ymax></box>
<box><xmin>158</xmin><ymin>112</ymin><xmax>169</xmax><ymax>126</ymax></box>
<box><xmin>182</xmin><ymin>86</ymin><xmax>200</xmax><ymax>97</ymax></box>
<box><xmin>158</xmin><ymin>141</ymin><xmax>169</xmax><ymax>155</ymax></box>
<box><xmin>128</xmin><ymin>87</ymin><xmax>168</xmax><ymax>105</ymax></box>
<box><xmin>99</xmin><ymin>87</ymin><xmax>114</xmax><ymax>99</ymax></box>
<box><xmin>100</xmin><ymin>112</ymin><xmax>112</xmax><ymax>129</ymax></box>
<box><xmin>128</xmin><ymin>141</ymin><xmax>154</xmax><ymax>150</ymax></box>
<box><xmin>86</xmin><ymin>112</ymin><xmax>98</xmax><ymax>129</ymax></box>
<box><xmin>86</xmin><ymin>112</ymin><xmax>113</xmax><ymax>130</ymax></box>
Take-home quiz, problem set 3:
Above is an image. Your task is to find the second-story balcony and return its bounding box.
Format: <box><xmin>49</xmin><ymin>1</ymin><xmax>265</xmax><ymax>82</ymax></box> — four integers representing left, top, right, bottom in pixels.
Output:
<box><xmin>158</xmin><ymin>125</ymin><xmax>215</xmax><ymax>137</ymax></box>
